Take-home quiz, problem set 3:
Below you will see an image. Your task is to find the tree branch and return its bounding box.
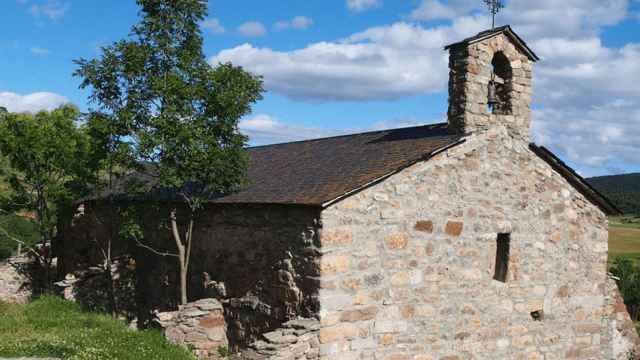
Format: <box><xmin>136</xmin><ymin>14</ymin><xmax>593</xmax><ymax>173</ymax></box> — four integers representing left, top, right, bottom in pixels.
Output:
<box><xmin>133</xmin><ymin>236</ymin><xmax>180</xmax><ymax>258</ymax></box>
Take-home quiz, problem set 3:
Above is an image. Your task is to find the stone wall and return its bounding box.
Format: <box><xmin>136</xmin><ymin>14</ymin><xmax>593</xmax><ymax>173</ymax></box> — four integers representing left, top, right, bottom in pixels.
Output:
<box><xmin>155</xmin><ymin>298</ymin><xmax>228</xmax><ymax>359</ymax></box>
<box><xmin>317</xmin><ymin>127</ymin><xmax>630</xmax><ymax>359</ymax></box>
<box><xmin>59</xmin><ymin>203</ymin><xmax>322</xmax><ymax>347</ymax></box>
<box><xmin>0</xmin><ymin>256</ymin><xmax>31</xmax><ymax>304</ymax></box>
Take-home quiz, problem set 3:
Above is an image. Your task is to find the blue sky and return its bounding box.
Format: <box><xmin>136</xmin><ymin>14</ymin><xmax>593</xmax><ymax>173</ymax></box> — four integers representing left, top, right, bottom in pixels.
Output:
<box><xmin>1</xmin><ymin>0</ymin><xmax>639</xmax><ymax>177</ymax></box>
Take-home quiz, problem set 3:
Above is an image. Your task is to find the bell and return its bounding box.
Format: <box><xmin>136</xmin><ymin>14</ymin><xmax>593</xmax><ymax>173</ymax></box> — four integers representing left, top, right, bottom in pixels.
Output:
<box><xmin>487</xmin><ymin>80</ymin><xmax>498</xmax><ymax>108</ymax></box>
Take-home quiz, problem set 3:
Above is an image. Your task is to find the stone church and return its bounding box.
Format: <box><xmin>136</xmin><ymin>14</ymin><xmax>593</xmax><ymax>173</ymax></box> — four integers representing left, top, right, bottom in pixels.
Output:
<box><xmin>60</xmin><ymin>26</ymin><xmax>639</xmax><ymax>359</ymax></box>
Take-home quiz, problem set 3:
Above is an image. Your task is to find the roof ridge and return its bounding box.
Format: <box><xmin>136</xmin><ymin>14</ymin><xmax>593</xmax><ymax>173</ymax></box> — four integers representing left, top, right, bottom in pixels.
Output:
<box><xmin>247</xmin><ymin>122</ymin><xmax>449</xmax><ymax>149</ymax></box>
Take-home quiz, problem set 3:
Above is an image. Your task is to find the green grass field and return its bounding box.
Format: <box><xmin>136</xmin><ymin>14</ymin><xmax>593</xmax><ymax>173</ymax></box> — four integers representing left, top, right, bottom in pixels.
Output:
<box><xmin>609</xmin><ymin>216</ymin><xmax>640</xmax><ymax>264</ymax></box>
<box><xmin>0</xmin><ymin>296</ymin><xmax>195</xmax><ymax>360</ymax></box>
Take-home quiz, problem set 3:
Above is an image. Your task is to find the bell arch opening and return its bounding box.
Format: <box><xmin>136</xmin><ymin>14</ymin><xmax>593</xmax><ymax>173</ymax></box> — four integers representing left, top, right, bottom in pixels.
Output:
<box><xmin>488</xmin><ymin>51</ymin><xmax>513</xmax><ymax>115</ymax></box>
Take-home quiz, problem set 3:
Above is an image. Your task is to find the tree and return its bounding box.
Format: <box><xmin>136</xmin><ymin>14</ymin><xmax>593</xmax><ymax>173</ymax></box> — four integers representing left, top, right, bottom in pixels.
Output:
<box><xmin>74</xmin><ymin>0</ymin><xmax>264</xmax><ymax>305</ymax></box>
<box><xmin>0</xmin><ymin>105</ymin><xmax>92</xmax><ymax>288</ymax></box>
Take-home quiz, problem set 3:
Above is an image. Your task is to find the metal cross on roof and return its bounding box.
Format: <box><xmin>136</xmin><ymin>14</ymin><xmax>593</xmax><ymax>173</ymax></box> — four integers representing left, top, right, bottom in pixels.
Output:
<box><xmin>484</xmin><ymin>0</ymin><xmax>504</xmax><ymax>29</ymax></box>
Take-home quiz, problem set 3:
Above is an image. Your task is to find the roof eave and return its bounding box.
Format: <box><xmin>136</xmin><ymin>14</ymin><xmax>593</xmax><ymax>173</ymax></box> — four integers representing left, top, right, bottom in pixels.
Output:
<box><xmin>444</xmin><ymin>25</ymin><xmax>540</xmax><ymax>62</ymax></box>
<box><xmin>529</xmin><ymin>143</ymin><xmax>622</xmax><ymax>216</ymax></box>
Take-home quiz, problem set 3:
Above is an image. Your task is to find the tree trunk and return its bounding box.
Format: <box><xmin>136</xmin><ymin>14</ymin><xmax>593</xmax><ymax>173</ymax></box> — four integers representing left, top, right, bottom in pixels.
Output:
<box><xmin>171</xmin><ymin>209</ymin><xmax>188</xmax><ymax>305</ymax></box>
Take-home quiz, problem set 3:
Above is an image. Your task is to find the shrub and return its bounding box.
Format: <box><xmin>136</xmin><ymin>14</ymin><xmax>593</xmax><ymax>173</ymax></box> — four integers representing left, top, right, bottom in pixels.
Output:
<box><xmin>610</xmin><ymin>256</ymin><xmax>640</xmax><ymax>320</ymax></box>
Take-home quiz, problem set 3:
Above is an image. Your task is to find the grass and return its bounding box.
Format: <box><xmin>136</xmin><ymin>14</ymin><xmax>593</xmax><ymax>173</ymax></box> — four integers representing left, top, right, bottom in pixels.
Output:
<box><xmin>0</xmin><ymin>296</ymin><xmax>195</xmax><ymax>360</ymax></box>
<box><xmin>609</xmin><ymin>215</ymin><xmax>640</xmax><ymax>264</ymax></box>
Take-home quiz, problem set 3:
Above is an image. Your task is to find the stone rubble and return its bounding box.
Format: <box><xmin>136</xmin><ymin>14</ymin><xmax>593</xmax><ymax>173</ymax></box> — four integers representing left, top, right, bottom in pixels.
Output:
<box><xmin>0</xmin><ymin>256</ymin><xmax>31</xmax><ymax>304</ymax></box>
<box><xmin>154</xmin><ymin>298</ymin><xmax>228</xmax><ymax>359</ymax></box>
<box><xmin>238</xmin><ymin>318</ymin><xmax>320</xmax><ymax>360</ymax></box>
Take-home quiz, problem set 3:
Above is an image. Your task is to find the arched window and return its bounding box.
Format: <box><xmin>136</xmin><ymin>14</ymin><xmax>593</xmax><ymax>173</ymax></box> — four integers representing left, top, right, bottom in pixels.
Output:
<box><xmin>489</xmin><ymin>51</ymin><xmax>513</xmax><ymax>115</ymax></box>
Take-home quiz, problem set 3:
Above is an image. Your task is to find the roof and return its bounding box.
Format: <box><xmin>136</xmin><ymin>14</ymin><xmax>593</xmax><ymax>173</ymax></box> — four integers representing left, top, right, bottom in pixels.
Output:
<box><xmin>89</xmin><ymin>124</ymin><xmax>619</xmax><ymax>215</ymax></box>
<box><xmin>444</xmin><ymin>25</ymin><xmax>540</xmax><ymax>62</ymax></box>
<box><xmin>529</xmin><ymin>144</ymin><xmax>622</xmax><ymax>215</ymax></box>
<box><xmin>217</xmin><ymin>123</ymin><xmax>463</xmax><ymax>206</ymax></box>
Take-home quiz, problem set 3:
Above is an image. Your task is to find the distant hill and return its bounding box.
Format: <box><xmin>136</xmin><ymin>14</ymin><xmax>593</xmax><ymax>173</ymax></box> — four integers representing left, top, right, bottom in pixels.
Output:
<box><xmin>588</xmin><ymin>173</ymin><xmax>640</xmax><ymax>215</ymax></box>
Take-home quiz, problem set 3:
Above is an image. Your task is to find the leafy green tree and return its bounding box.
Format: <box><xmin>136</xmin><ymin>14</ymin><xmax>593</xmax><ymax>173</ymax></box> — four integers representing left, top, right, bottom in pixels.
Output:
<box><xmin>0</xmin><ymin>105</ymin><xmax>92</xmax><ymax>287</ymax></box>
<box><xmin>75</xmin><ymin>0</ymin><xmax>264</xmax><ymax>305</ymax></box>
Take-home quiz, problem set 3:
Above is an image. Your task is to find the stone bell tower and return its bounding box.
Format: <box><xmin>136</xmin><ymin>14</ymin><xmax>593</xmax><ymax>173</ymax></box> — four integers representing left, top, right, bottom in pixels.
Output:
<box><xmin>445</xmin><ymin>25</ymin><xmax>539</xmax><ymax>142</ymax></box>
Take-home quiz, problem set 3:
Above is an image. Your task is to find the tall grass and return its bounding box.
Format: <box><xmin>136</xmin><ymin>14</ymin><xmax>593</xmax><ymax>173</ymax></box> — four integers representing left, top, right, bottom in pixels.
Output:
<box><xmin>0</xmin><ymin>296</ymin><xmax>195</xmax><ymax>360</ymax></box>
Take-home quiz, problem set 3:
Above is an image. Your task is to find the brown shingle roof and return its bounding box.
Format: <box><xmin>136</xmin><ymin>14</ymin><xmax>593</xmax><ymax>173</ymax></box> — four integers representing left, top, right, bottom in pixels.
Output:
<box><xmin>215</xmin><ymin>123</ymin><xmax>463</xmax><ymax>206</ymax></box>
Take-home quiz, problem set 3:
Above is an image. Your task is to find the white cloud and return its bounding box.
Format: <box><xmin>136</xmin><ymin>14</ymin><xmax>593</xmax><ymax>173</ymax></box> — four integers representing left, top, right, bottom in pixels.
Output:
<box><xmin>347</xmin><ymin>0</ymin><xmax>382</xmax><ymax>12</ymax></box>
<box><xmin>0</xmin><ymin>91</ymin><xmax>69</xmax><ymax>113</ymax></box>
<box><xmin>240</xmin><ymin>114</ymin><xmax>434</xmax><ymax>146</ymax></box>
<box><xmin>202</xmin><ymin>18</ymin><xmax>225</xmax><ymax>34</ymax></box>
<box><xmin>29</xmin><ymin>47</ymin><xmax>50</xmax><ymax>55</ymax></box>
<box><xmin>212</xmin><ymin>19</ymin><xmax>489</xmax><ymax>101</ymax></box>
<box><xmin>238</xmin><ymin>21</ymin><xmax>267</xmax><ymax>37</ymax></box>
<box><xmin>532</xmin><ymin>100</ymin><xmax>640</xmax><ymax>173</ymax></box>
<box><xmin>276</xmin><ymin>16</ymin><xmax>314</xmax><ymax>31</ymax></box>
<box><xmin>240</xmin><ymin>114</ymin><xmax>342</xmax><ymax>145</ymax></box>
<box><xmin>28</xmin><ymin>0</ymin><xmax>69</xmax><ymax>20</ymax></box>
<box><xmin>409</xmin><ymin>0</ymin><xmax>473</xmax><ymax>21</ymax></box>
<box><xmin>409</xmin><ymin>0</ymin><xmax>629</xmax><ymax>39</ymax></box>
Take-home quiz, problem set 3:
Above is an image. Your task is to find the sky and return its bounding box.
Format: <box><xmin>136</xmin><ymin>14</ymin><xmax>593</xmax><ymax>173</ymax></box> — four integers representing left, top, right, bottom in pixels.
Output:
<box><xmin>1</xmin><ymin>0</ymin><xmax>639</xmax><ymax>177</ymax></box>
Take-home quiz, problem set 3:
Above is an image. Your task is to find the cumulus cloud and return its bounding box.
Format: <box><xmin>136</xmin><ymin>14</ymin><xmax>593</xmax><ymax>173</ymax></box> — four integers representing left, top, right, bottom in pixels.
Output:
<box><xmin>212</xmin><ymin>19</ymin><xmax>488</xmax><ymax>101</ymax></box>
<box><xmin>240</xmin><ymin>114</ymin><xmax>433</xmax><ymax>146</ymax></box>
<box><xmin>532</xmin><ymin>100</ymin><xmax>640</xmax><ymax>173</ymax></box>
<box><xmin>28</xmin><ymin>0</ymin><xmax>69</xmax><ymax>20</ymax></box>
<box><xmin>275</xmin><ymin>16</ymin><xmax>314</xmax><ymax>31</ymax></box>
<box><xmin>238</xmin><ymin>21</ymin><xmax>267</xmax><ymax>37</ymax></box>
<box><xmin>347</xmin><ymin>0</ymin><xmax>382</xmax><ymax>12</ymax></box>
<box><xmin>29</xmin><ymin>47</ymin><xmax>50</xmax><ymax>55</ymax></box>
<box><xmin>409</xmin><ymin>0</ymin><xmax>629</xmax><ymax>39</ymax></box>
<box><xmin>202</xmin><ymin>18</ymin><xmax>225</xmax><ymax>34</ymax></box>
<box><xmin>240</xmin><ymin>114</ymin><xmax>343</xmax><ymax>145</ymax></box>
<box><xmin>0</xmin><ymin>91</ymin><xmax>69</xmax><ymax>113</ymax></box>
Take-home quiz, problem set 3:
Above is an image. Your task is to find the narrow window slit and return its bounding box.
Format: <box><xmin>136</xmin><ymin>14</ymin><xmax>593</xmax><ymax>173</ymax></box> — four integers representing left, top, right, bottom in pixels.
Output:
<box><xmin>493</xmin><ymin>233</ymin><xmax>510</xmax><ymax>282</ymax></box>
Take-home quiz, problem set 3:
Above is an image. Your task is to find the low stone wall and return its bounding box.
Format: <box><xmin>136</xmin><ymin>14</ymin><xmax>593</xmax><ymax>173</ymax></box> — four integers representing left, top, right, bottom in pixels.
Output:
<box><xmin>0</xmin><ymin>256</ymin><xmax>31</xmax><ymax>304</ymax></box>
<box><xmin>155</xmin><ymin>298</ymin><xmax>228</xmax><ymax>359</ymax></box>
<box><xmin>239</xmin><ymin>318</ymin><xmax>320</xmax><ymax>360</ymax></box>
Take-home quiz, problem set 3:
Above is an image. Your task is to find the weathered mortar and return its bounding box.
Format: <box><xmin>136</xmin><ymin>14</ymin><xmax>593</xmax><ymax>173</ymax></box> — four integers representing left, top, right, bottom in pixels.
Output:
<box><xmin>317</xmin><ymin>126</ymin><xmax>629</xmax><ymax>359</ymax></box>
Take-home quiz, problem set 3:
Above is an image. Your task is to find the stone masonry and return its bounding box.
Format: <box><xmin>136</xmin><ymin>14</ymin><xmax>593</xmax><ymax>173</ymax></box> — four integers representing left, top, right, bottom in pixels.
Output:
<box><xmin>239</xmin><ymin>318</ymin><xmax>320</xmax><ymax>360</ymax></box>
<box><xmin>313</xmin><ymin>30</ymin><xmax>637</xmax><ymax>360</ymax></box>
<box><xmin>317</xmin><ymin>127</ymin><xmax>627</xmax><ymax>359</ymax></box>
<box><xmin>155</xmin><ymin>298</ymin><xmax>228</xmax><ymax>359</ymax></box>
<box><xmin>447</xmin><ymin>30</ymin><xmax>534</xmax><ymax>142</ymax></box>
<box><xmin>0</xmin><ymin>256</ymin><xmax>31</xmax><ymax>304</ymax></box>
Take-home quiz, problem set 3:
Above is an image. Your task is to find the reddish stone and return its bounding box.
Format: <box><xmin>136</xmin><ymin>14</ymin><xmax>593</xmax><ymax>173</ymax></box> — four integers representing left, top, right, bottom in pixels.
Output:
<box><xmin>445</xmin><ymin>221</ymin><xmax>464</xmax><ymax>236</ymax></box>
<box><xmin>415</xmin><ymin>221</ymin><xmax>434</xmax><ymax>233</ymax></box>
<box><xmin>199</xmin><ymin>314</ymin><xmax>226</xmax><ymax>328</ymax></box>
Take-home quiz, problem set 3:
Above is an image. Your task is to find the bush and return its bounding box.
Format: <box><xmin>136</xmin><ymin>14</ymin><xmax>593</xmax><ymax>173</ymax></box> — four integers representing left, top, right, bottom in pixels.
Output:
<box><xmin>0</xmin><ymin>296</ymin><xmax>195</xmax><ymax>360</ymax></box>
<box><xmin>610</xmin><ymin>256</ymin><xmax>640</xmax><ymax>320</ymax></box>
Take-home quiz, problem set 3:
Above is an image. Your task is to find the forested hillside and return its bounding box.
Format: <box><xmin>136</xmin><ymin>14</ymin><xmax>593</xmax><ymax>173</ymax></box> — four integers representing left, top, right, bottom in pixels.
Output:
<box><xmin>588</xmin><ymin>173</ymin><xmax>640</xmax><ymax>215</ymax></box>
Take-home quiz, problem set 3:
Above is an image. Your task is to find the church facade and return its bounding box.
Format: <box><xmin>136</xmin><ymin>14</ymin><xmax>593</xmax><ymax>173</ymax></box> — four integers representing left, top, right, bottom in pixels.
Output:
<box><xmin>60</xmin><ymin>27</ymin><xmax>638</xmax><ymax>359</ymax></box>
